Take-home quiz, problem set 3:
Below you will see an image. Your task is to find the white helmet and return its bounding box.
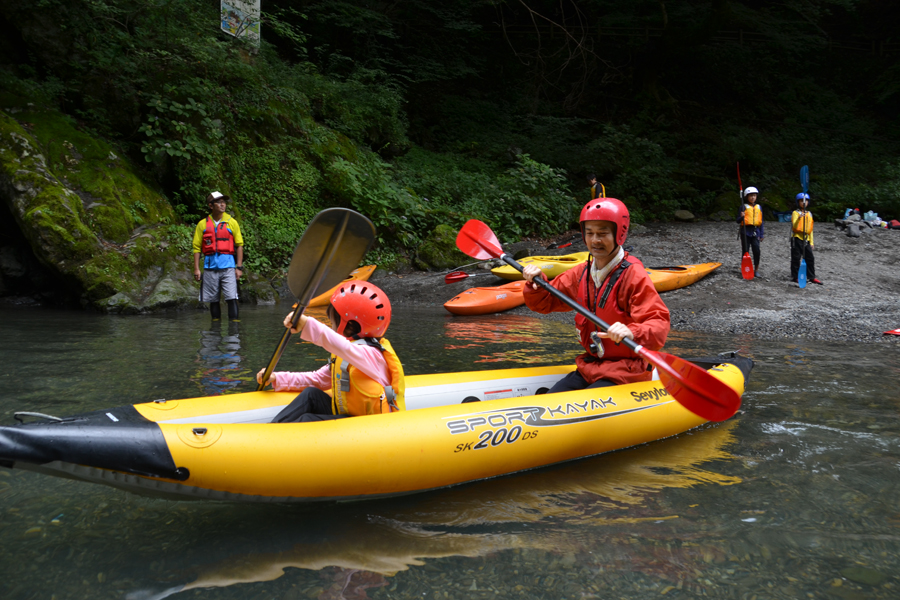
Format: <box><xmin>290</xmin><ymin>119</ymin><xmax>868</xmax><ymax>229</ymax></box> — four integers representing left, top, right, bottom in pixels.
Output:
<box><xmin>743</xmin><ymin>186</ymin><xmax>759</xmax><ymax>198</ymax></box>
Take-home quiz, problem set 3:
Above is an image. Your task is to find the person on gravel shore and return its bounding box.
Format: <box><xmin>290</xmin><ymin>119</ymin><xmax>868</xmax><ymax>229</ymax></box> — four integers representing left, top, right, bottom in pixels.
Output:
<box><xmin>522</xmin><ymin>198</ymin><xmax>670</xmax><ymax>393</ymax></box>
<box><xmin>738</xmin><ymin>186</ymin><xmax>765</xmax><ymax>276</ymax></box>
<box><xmin>791</xmin><ymin>193</ymin><xmax>823</xmax><ymax>285</ymax></box>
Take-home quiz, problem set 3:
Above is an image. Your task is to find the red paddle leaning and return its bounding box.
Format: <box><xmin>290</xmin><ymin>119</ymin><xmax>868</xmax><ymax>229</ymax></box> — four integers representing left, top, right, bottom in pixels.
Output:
<box><xmin>456</xmin><ymin>219</ymin><xmax>742</xmax><ymax>422</ymax></box>
<box><xmin>737</xmin><ymin>162</ymin><xmax>754</xmax><ymax>280</ymax></box>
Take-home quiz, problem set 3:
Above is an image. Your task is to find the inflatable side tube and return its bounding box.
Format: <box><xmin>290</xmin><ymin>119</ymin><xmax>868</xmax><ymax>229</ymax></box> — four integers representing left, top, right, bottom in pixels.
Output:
<box><xmin>0</xmin><ymin>405</ymin><xmax>185</xmax><ymax>480</ymax></box>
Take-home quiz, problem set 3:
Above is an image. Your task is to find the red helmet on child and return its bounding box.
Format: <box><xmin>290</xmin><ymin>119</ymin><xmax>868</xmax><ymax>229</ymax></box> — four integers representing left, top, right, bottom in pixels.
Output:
<box><xmin>331</xmin><ymin>280</ymin><xmax>391</xmax><ymax>338</ymax></box>
<box><xmin>580</xmin><ymin>198</ymin><xmax>630</xmax><ymax>246</ymax></box>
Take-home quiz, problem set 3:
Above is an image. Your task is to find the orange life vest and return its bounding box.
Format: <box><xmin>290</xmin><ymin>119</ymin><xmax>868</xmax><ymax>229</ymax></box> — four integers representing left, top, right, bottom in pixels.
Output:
<box><xmin>330</xmin><ymin>337</ymin><xmax>406</xmax><ymax>416</ymax></box>
<box><xmin>742</xmin><ymin>204</ymin><xmax>762</xmax><ymax>227</ymax></box>
<box><xmin>202</xmin><ymin>217</ymin><xmax>236</xmax><ymax>256</ymax></box>
<box><xmin>792</xmin><ymin>211</ymin><xmax>813</xmax><ymax>236</ymax></box>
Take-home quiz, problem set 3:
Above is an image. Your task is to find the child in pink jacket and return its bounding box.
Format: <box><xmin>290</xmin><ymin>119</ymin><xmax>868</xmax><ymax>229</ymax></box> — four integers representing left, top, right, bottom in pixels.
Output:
<box><xmin>256</xmin><ymin>281</ymin><xmax>404</xmax><ymax>422</ymax></box>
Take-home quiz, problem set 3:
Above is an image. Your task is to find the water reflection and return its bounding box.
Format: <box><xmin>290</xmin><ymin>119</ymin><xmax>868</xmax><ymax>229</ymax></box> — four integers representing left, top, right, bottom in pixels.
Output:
<box><xmin>442</xmin><ymin>314</ymin><xmax>581</xmax><ymax>364</ymax></box>
<box><xmin>123</xmin><ymin>422</ymin><xmax>738</xmax><ymax>599</ymax></box>
<box><xmin>191</xmin><ymin>321</ymin><xmax>246</xmax><ymax>395</ymax></box>
<box><xmin>2</xmin><ymin>306</ymin><xmax>900</xmax><ymax>600</ymax></box>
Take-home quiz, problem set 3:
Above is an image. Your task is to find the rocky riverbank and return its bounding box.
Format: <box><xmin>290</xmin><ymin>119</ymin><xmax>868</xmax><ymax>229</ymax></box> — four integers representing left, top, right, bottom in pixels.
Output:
<box><xmin>371</xmin><ymin>220</ymin><xmax>900</xmax><ymax>343</ymax></box>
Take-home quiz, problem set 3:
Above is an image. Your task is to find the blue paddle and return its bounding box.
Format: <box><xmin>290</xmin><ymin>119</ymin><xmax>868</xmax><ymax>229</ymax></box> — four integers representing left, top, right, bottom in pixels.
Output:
<box><xmin>798</xmin><ymin>166</ymin><xmax>809</xmax><ymax>288</ymax></box>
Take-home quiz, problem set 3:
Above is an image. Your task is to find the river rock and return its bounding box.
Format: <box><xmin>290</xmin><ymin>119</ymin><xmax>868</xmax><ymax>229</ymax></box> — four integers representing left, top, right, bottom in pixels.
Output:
<box><xmin>839</xmin><ymin>566</ymin><xmax>887</xmax><ymax>586</ymax></box>
<box><xmin>674</xmin><ymin>210</ymin><xmax>696</xmax><ymax>222</ymax></box>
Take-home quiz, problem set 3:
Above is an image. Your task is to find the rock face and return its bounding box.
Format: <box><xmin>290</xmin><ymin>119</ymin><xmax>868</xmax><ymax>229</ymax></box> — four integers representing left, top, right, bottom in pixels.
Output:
<box><xmin>0</xmin><ymin>102</ymin><xmax>276</xmax><ymax>312</ymax></box>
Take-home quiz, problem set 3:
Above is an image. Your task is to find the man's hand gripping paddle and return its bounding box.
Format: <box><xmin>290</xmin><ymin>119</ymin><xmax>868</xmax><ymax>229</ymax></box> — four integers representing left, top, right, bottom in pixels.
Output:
<box><xmin>738</xmin><ymin>162</ymin><xmax>754</xmax><ymax>280</ymax></box>
<box><xmin>798</xmin><ymin>165</ymin><xmax>810</xmax><ymax>289</ymax></box>
<box><xmin>456</xmin><ymin>219</ymin><xmax>741</xmax><ymax>422</ymax></box>
<box><xmin>257</xmin><ymin>208</ymin><xmax>375</xmax><ymax>391</ymax></box>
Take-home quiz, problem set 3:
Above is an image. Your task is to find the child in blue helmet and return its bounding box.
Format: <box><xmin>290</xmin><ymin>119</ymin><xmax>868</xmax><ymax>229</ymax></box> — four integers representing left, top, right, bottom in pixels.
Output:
<box><xmin>790</xmin><ymin>193</ymin><xmax>822</xmax><ymax>285</ymax></box>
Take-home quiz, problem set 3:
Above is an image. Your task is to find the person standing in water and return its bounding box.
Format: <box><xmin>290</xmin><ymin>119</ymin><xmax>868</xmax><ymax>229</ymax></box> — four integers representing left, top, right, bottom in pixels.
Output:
<box><xmin>192</xmin><ymin>191</ymin><xmax>244</xmax><ymax>321</ymax></box>
<box><xmin>522</xmin><ymin>198</ymin><xmax>670</xmax><ymax>393</ymax></box>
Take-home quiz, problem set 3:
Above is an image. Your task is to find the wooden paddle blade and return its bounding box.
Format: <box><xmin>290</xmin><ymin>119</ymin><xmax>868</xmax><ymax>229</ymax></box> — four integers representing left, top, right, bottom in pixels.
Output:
<box><xmin>287</xmin><ymin>208</ymin><xmax>375</xmax><ymax>303</ymax></box>
<box><xmin>457</xmin><ymin>220</ymin><xmax>503</xmax><ymax>260</ymax></box>
<box><xmin>798</xmin><ymin>258</ymin><xmax>807</xmax><ymax>288</ymax></box>
<box><xmin>445</xmin><ymin>271</ymin><xmax>469</xmax><ymax>283</ymax></box>
<box><xmin>641</xmin><ymin>349</ymin><xmax>742</xmax><ymax>422</ymax></box>
<box><xmin>741</xmin><ymin>253</ymin><xmax>754</xmax><ymax>280</ymax></box>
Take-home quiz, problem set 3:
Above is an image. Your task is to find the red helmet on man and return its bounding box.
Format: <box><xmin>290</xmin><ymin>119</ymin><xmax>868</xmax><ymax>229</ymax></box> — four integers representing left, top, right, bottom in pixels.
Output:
<box><xmin>580</xmin><ymin>198</ymin><xmax>629</xmax><ymax>247</ymax></box>
<box><xmin>331</xmin><ymin>280</ymin><xmax>391</xmax><ymax>338</ymax></box>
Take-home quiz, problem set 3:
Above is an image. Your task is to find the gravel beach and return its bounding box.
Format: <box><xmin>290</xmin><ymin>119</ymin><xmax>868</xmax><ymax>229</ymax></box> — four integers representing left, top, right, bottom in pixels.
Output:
<box><xmin>372</xmin><ymin>219</ymin><xmax>900</xmax><ymax>343</ymax></box>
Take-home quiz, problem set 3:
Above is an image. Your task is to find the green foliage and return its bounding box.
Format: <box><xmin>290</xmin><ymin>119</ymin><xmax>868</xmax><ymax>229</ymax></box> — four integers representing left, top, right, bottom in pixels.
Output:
<box><xmin>4</xmin><ymin>0</ymin><xmax>899</xmax><ymax>285</ymax></box>
<box><xmin>226</xmin><ymin>142</ymin><xmax>323</xmax><ymax>272</ymax></box>
<box><xmin>138</xmin><ymin>95</ymin><xmax>222</xmax><ymax>163</ymax></box>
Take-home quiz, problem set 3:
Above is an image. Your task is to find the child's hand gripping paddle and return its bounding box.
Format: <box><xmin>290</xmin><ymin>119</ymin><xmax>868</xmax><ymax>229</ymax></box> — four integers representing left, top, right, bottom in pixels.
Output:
<box><xmin>798</xmin><ymin>165</ymin><xmax>810</xmax><ymax>288</ymax></box>
<box><xmin>456</xmin><ymin>219</ymin><xmax>742</xmax><ymax>422</ymax></box>
<box><xmin>738</xmin><ymin>162</ymin><xmax>754</xmax><ymax>280</ymax></box>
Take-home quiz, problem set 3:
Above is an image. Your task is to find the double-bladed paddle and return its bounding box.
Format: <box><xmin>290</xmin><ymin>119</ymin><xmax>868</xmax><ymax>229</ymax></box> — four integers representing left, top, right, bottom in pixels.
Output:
<box><xmin>456</xmin><ymin>219</ymin><xmax>741</xmax><ymax>422</ymax></box>
<box><xmin>257</xmin><ymin>208</ymin><xmax>375</xmax><ymax>391</ymax></box>
<box><xmin>737</xmin><ymin>162</ymin><xmax>754</xmax><ymax>280</ymax></box>
<box><xmin>798</xmin><ymin>165</ymin><xmax>810</xmax><ymax>288</ymax></box>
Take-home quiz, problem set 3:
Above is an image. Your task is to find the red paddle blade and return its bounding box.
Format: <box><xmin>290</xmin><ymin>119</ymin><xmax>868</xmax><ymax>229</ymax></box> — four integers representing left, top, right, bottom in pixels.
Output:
<box><xmin>884</xmin><ymin>328</ymin><xmax>900</xmax><ymax>336</ymax></box>
<box><xmin>457</xmin><ymin>220</ymin><xmax>503</xmax><ymax>260</ymax></box>
<box><xmin>444</xmin><ymin>271</ymin><xmax>469</xmax><ymax>283</ymax></box>
<box><xmin>640</xmin><ymin>349</ymin><xmax>742</xmax><ymax>422</ymax></box>
<box><xmin>741</xmin><ymin>253</ymin><xmax>754</xmax><ymax>280</ymax></box>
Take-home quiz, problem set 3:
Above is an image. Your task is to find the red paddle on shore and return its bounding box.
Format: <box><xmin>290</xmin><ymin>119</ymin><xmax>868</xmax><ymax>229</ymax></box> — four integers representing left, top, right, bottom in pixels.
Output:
<box><xmin>444</xmin><ymin>271</ymin><xmax>496</xmax><ymax>284</ymax></box>
<box><xmin>738</xmin><ymin>162</ymin><xmax>754</xmax><ymax>280</ymax></box>
<box><xmin>456</xmin><ymin>219</ymin><xmax>742</xmax><ymax>422</ymax></box>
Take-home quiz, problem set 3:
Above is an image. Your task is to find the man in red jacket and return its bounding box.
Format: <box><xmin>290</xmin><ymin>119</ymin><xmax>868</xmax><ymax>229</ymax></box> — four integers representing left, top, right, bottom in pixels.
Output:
<box><xmin>523</xmin><ymin>198</ymin><xmax>670</xmax><ymax>393</ymax></box>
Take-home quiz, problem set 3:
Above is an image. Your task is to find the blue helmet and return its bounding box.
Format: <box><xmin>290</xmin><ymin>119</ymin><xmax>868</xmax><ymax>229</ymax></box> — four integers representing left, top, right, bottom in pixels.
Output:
<box><xmin>795</xmin><ymin>193</ymin><xmax>810</xmax><ymax>203</ymax></box>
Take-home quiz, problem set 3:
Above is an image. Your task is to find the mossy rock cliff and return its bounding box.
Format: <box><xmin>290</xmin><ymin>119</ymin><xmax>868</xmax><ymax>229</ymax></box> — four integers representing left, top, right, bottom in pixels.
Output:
<box><xmin>0</xmin><ymin>96</ymin><xmax>275</xmax><ymax>311</ymax></box>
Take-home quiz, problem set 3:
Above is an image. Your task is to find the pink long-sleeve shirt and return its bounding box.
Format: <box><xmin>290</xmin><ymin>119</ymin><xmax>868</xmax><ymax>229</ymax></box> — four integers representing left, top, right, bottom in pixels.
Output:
<box><xmin>269</xmin><ymin>317</ymin><xmax>390</xmax><ymax>392</ymax></box>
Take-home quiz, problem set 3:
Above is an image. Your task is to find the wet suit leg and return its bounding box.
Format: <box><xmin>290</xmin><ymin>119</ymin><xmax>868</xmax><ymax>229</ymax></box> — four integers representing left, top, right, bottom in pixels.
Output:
<box><xmin>271</xmin><ymin>387</ymin><xmax>350</xmax><ymax>423</ymax></box>
<box><xmin>209</xmin><ymin>301</ymin><xmax>221</xmax><ymax>320</ymax></box>
<box><xmin>548</xmin><ymin>370</ymin><xmax>616</xmax><ymax>394</ymax></box>
<box><xmin>790</xmin><ymin>237</ymin><xmax>802</xmax><ymax>281</ymax></box>
<box><xmin>226</xmin><ymin>299</ymin><xmax>239</xmax><ymax>321</ymax></box>
<box><xmin>804</xmin><ymin>244</ymin><xmax>816</xmax><ymax>280</ymax></box>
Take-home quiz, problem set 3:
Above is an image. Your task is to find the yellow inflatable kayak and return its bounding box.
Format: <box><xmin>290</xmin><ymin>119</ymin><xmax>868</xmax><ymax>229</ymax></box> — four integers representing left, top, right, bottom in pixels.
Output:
<box><xmin>0</xmin><ymin>356</ymin><xmax>750</xmax><ymax>502</ymax></box>
<box><xmin>491</xmin><ymin>252</ymin><xmax>589</xmax><ymax>281</ymax></box>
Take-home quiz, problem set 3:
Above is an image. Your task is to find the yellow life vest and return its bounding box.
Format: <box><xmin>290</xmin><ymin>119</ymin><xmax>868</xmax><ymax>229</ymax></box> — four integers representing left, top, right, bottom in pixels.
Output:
<box><xmin>792</xmin><ymin>210</ymin><xmax>814</xmax><ymax>236</ymax></box>
<box><xmin>742</xmin><ymin>204</ymin><xmax>762</xmax><ymax>227</ymax></box>
<box><xmin>330</xmin><ymin>337</ymin><xmax>406</xmax><ymax>416</ymax></box>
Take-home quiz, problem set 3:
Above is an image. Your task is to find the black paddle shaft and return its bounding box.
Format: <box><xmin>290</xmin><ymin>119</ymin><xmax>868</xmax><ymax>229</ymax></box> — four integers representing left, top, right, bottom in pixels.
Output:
<box><xmin>500</xmin><ymin>254</ymin><xmax>642</xmax><ymax>354</ymax></box>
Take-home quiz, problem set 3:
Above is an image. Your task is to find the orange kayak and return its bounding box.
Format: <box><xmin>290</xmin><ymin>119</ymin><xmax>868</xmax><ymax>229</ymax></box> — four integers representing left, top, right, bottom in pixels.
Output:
<box><xmin>444</xmin><ymin>280</ymin><xmax>527</xmax><ymax>315</ymax></box>
<box><xmin>646</xmin><ymin>262</ymin><xmax>721</xmax><ymax>292</ymax></box>
<box><xmin>308</xmin><ymin>265</ymin><xmax>377</xmax><ymax>307</ymax></box>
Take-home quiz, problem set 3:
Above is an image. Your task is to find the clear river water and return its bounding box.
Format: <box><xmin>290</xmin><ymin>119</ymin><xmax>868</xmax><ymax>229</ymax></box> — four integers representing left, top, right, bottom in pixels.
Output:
<box><xmin>1</xmin><ymin>304</ymin><xmax>898</xmax><ymax>600</ymax></box>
